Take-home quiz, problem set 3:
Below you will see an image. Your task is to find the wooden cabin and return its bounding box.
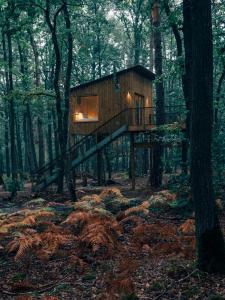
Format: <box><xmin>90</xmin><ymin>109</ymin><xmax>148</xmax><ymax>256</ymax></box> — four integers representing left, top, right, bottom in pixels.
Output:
<box><xmin>69</xmin><ymin>65</ymin><xmax>155</xmax><ymax>136</ymax></box>
<box><xmin>33</xmin><ymin>66</ymin><xmax>185</xmax><ymax>192</ymax></box>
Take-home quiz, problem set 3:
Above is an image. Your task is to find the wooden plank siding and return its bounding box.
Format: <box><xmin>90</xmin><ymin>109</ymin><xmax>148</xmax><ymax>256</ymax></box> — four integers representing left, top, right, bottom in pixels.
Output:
<box><xmin>69</xmin><ymin>68</ymin><xmax>153</xmax><ymax>136</ymax></box>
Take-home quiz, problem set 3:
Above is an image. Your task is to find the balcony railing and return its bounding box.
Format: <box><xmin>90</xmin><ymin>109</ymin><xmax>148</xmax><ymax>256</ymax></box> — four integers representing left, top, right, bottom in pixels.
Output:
<box><xmin>31</xmin><ymin>105</ymin><xmax>185</xmax><ymax>185</ymax></box>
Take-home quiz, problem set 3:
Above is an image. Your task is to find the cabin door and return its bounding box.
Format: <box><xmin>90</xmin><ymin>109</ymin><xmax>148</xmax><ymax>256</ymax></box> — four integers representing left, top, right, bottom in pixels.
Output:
<box><xmin>134</xmin><ymin>93</ymin><xmax>144</xmax><ymax>125</ymax></box>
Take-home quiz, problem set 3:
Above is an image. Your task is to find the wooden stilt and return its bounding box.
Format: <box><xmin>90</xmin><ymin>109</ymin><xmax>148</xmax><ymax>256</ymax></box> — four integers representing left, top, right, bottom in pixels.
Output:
<box><xmin>130</xmin><ymin>133</ymin><xmax>135</xmax><ymax>190</ymax></box>
<box><xmin>96</xmin><ymin>134</ymin><xmax>103</xmax><ymax>186</ymax></box>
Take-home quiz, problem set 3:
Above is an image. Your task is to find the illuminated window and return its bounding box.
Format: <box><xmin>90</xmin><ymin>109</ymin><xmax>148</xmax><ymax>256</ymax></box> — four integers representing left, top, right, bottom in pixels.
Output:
<box><xmin>74</xmin><ymin>95</ymin><xmax>99</xmax><ymax>122</ymax></box>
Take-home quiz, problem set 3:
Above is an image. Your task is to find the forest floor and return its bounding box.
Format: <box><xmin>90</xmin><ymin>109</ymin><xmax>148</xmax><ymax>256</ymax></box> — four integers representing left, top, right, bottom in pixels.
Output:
<box><xmin>0</xmin><ymin>175</ymin><xmax>225</xmax><ymax>300</ymax></box>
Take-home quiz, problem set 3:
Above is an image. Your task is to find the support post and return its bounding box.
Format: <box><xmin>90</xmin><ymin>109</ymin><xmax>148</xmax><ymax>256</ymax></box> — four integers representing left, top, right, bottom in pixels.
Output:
<box><xmin>130</xmin><ymin>133</ymin><xmax>135</xmax><ymax>190</ymax></box>
<box><xmin>96</xmin><ymin>133</ymin><xmax>103</xmax><ymax>186</ymax></box>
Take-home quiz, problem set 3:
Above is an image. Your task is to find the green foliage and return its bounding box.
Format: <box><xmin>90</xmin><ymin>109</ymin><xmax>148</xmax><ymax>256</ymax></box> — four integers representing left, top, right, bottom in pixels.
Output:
<box><xmin>3</xmin><ymin>175</ymin><xmax>24</xmax><ymax>192</ymax></box>
<box><xmin>167</xmin><ymin>173</ymin><xmax>190</xmax><ymax>198</ymax></box>
<box><xmin>169</xmin><ymin>198</ymin><xmax>190</xmax><ymax>209</ymax></box>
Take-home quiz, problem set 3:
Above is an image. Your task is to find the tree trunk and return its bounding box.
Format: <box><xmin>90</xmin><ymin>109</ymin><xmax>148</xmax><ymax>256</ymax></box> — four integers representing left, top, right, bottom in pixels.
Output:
<box><xmin>7</xmin><ymin>25</ymin><xmax>18</xmax><ymax>198</ymax></box>
<box><xmin>190</xmin><ymin>0</ymin><xmax>225</xmax><ymax>273</ymax></box>
<box><xmin>17</xmin><ymin>41</ymin><xmax>38</xmax><ymax>173</ymax></box>
<box><xmin>182</xmin><ymin>0</ymin><xmax>192</xmax><ymax>174</ymax></box>
<box><xmin>2</xmin><ymin>32</ymin><xmax>11</xmax><ymax>177</ymax></box>
<box><xmin>47</xmin><ymin>109</ymin><xmax>53</xmax><ymax>166</ymax></box>
<box><xmin>37</xmin><ymin>118</ymin><xmax>45</xmax><ymax>168</ymax></box>
<box><xmin>45</xmin><ymin>0</ymin><xmax>65</xmax><ymax>192</ymax></box>
<box><xmin>29</xmin><ymin>30</ymin><xmax>45</xmax><ymax>169</ymax></box>
<box><xmin>150</xmin><ymin>1</ymin><xmax>165</xmax><ymax>188</ymax></box>
<box><xmin>164</xmin><ymin>0</ymin><xmax>190</xmax><ymax>174</ymax></box>
<box><xmin>62</xmin><ymin>2</ymin><xmax>76</xmax><ymax>200</ymax></box>
<box><xmin>15</xmin><ymin>113</ymin><xmax>23</xmax><ymax>174</ymax></box>
<box><xmin>26</xmin><ymin>103</ymin><xmax>38</xmax><ymax>171</ymax></box>
<box><xmin>215</xmin><ymin>66</ymin><xmax>225</xmax><ymax>124</ymax></box>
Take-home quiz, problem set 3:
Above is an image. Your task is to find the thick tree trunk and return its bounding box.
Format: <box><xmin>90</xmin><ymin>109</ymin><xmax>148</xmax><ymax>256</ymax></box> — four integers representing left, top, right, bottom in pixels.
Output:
<box><xmin>150</xmin><ymin>1</ymin><xmax>165</xmax><ymax>188</ymax></box>
<box><xmin>190</xmin><ymin>0</ymin><xmax>225</xmax><ymax>273</ymax></box>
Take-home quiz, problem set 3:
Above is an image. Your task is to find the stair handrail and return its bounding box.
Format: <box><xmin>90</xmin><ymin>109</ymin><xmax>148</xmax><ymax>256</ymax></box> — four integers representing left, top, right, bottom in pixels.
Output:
<box><xmin>32</xmin><ymin>104</ymin><xmax>185</xmax><ymax>178</ymax></box>
<box><xmin>31</xmin><ymin>107</ymin><xmax>130</xmax><ymax>177</ymax></box>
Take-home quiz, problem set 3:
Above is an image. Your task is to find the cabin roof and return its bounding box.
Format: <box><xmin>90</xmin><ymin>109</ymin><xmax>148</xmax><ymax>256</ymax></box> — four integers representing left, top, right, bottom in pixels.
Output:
<box><xmin>71</xmin><ymin>65</ymin><xmax>155</xmax><ymax>91</ymax></box>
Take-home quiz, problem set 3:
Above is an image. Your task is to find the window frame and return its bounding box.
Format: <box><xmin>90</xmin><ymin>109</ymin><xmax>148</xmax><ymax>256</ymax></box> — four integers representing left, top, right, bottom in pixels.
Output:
<box><xmin>74</xmin><ymin>94</ymin><xmax>99</xmax><ymax>123</ymax></box>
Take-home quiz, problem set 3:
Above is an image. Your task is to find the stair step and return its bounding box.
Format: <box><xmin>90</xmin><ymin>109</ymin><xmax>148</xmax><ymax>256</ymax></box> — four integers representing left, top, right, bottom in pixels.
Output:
<box><xmin>34</xmin><ymin>124</ymin><xmax>127</xmax><ymax>191</ymax></box>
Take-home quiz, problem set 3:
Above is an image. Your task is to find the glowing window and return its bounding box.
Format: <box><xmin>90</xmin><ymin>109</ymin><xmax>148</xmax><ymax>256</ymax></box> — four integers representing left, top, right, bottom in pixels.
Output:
<box><xmin>74</xmin><ymin>95</ymin><xmax>99</xmax><ymax>122</ymax></box>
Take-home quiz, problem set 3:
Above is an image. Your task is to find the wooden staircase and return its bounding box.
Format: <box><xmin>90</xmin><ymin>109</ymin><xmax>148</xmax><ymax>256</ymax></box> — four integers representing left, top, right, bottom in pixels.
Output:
<box><xmin>31</xmin><ymin>106</ymin><xmax>184</xmax><ymax>191</ymax></box>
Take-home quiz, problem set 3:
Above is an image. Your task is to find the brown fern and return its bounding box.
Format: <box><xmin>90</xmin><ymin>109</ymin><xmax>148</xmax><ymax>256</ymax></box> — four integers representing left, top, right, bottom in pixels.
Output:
<box><xmin>124</xmin><ymin>201</ymin><xmax>150</xmax><ymax>217</ymax></box>
<box><xmin>62</xmin><ymin>211</ymin><xmax>91</xmax><ymax>227</ymax></box>
<box><xmin>100</xmin><ymin>187</ymin><xmax>123</xmax><ymax>200</ymax></box>
<box><xmin>37</xmin><ymin>232</ymin><xmax>73</xmax><ymax>260</ymax></box>
<box><xmin>80</xmin><ymin>219</ymin><xmax>120</xmax><ymax>255</ymax></box>
<box><xmin>7</xmin><ymin>233</ymin><xmax>41</xmax><ymax>260</ymax></box>
<box><xmin>35</xmin><ymin>211</ymin><xmax>55</xmax><ymax>220</ymax></box>
<box><xmin>179</xmin><ymin>219</ymin><xmax>195</xmax><ymax>235</ymax></box>
<box><xmin>20</xmin><ymin>215</ymin><xmax>36</xmax><ymax>226</ymax></box>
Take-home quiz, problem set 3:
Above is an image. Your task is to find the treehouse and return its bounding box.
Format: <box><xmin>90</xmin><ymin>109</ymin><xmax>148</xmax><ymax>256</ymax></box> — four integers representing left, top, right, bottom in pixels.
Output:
<box><xmin>69</xmin><ymin>65</ymin><xmax>155</xmax><ymax>136</ymax></box>
<box><xmin>32</xmin><ymin>65</ymin><xmax>185</xmax><ymax>192</ymax></box>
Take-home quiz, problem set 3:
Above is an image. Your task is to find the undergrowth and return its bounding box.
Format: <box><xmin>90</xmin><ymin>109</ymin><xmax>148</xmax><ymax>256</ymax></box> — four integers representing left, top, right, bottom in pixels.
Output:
<box><xmin>0</xmin><ymin>187</ymin><xmax>197</xmax><ymax>299</ymax></box>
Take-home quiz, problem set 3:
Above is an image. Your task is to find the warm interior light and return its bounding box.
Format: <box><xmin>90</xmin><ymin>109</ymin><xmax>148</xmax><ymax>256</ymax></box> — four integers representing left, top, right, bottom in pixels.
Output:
<box><xmin>74</xmin><ymin>95</ymin><xmax>99</xmax><ymax>122</ymax></box>
<box><xmin>75</xmin><ymin>112</ymin><xmax>85</xmax><ymax>121</ymax></box>
<box><xmin>127</xmin><ymin>91</ymin><xmax>132</xmax><ymax>103</ymax></box>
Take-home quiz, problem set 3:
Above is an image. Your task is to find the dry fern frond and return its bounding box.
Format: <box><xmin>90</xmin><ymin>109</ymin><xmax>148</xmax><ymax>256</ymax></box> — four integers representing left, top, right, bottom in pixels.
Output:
<box><xmin>100</xmin><ymin>187</ymin><xmax>123</xmax><ymax>200</ymax></box>
<box><xmin>124</xmin><ymin>201</ymin><xmax>150</xmax><ymax>217</ymax></box>
<box><xmin>35</xmin><ymin>211</ymin><xmax>55</xmax><ymax>220</ymax></box>
<box><xmin>62</xmin><ymin>211</ymin><xmax>91</xmax><ymax>226</ymax></box>
<box><xmin>3</xmin><ymin>221</ymin><xmax>22</xmax><ymax>230</ymax></box>
<box><xmin>79</xmin><ymin>217</ymin><xmax>122</xmax><ymax>255</ymax></box>
<box><xmin>179</xmin><ymin>219</ymin><xmax>195</xmax><ymax>235</ymax></box>
<box><xmin>119</xmin><ymin>215</ymin><xmax>145</xmax><ymax>233</ymax></box>
<box><xmin>7</xmin><ymin>233</ymin><xmax>41</xmax><ymax>260</ymax></box>
<box><xmin>20</xmin><ymin>215</ymin><xmax>36</xmax><ymax>226</ymax></box>
<box><xmin>149</xmin><ymin>190</ymin><xmax>176</xmax><ymax>209</ymax></box>
<box><xmin>80</xmin><ymin>222</ymin><xmax>115</xmax><ymax>254</ymax></box>
<box><xmin>159</xmin><ymin>190</ymin><xmax>176</xmax><ymax>201</ymax></box>
<box><xmin>80</xmin><ymin>194</ymin><xmax>102</xmax><ymax>203</ymax></box>
<box><xmin>99</xmin><ymin>188</ymin><xmax>129</xmax><ymax>214</ymax></box>
<box><xmin>37</xmin><ymin>232</ymin><xmax>73</xmax><ymax>260</ymax></box>
<box><xmin>75</xmin><ymin>193</ymin><xmax>106</xmax><ymax>214</ymax></box>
